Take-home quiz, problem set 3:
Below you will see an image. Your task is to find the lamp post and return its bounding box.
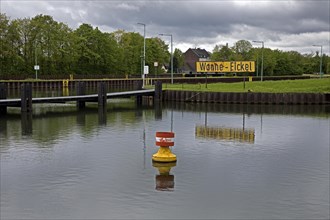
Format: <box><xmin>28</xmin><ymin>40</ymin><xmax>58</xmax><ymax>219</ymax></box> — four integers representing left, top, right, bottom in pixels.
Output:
<box><xmin>35</xmin><ymin>45</ymin><xmax>38</xmax><ymax>80</ymax></box>
<box><xmin>252</xmin><ymin>40</ymin><xmax>264</xmax><ymax>81</ymax></box>
<box><xmin>34</xmin><ymin>37</ymin><xmax>40</xmax><ymax>80</ymax></box>
<box><xmin>159</xmin><ymin>33</ymin><xmax>173</xmax><ymax>84</ymax></box>
<box><xmin>256</xmin><ymin>52</ymin><xmax>259</xmax><ymax>77</ymax></box>
<box><xmin>313</xmin><ymin>45</ymin><xmax>323</xmax><ymax>78</ymax></box>
<box><xmin>137</xmin><ymin>23</ymin><xmax>146</xmax><ymax>88</ymax></box>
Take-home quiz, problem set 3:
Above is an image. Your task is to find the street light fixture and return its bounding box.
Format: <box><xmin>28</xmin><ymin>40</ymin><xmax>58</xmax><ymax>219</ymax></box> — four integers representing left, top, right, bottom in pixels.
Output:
<box><xmin>313</xmin><ymin>44</ymin><xmax>323</xmax><ymax>78</ymax></box>
<box><xmin>159</xmin><ymin>33</ymin><xmax>173</xmax><ymax>84</ymax></box>
<box><xmin>252</xmin><ymin>40</ymin><xmax>264</xmax><ymax>82</ymax></box>
<box><xmin>137</xmin><ymin>22</ymin><xmax>146</xmax><ymax>88</ymax></box>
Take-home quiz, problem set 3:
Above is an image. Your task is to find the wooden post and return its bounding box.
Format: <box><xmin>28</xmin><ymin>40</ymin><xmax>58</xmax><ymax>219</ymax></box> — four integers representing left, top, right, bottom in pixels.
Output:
<box><xmin>21</xmin><ymin>83</ymin><xmax>32</xmax><ymax>112</ymax></box>
<box><xmin>97</xmin><ymin>82</ymin><xmax>107</xmax><ymax>124</ymax></box>
<box><xmin>98</xmin><ymin>82</ymin><xmax>107</xmax><ymax>107</ymax></box>
<box><xmin>0</xmin><ymin>83</ymin><xmax>7</xmax><ymax>115</ymax></box>
<box><xmin>21</xmin><ymin>112</ymin><xmax>33</xmax><ymax>136</ymax></box>
<box><xmin>154</xmin><ymin>81</ymin><xmax>163</xmax><ymax>120</ymax></box>
<box><xmin>98</xmin><ymin>107</ymin><xmax>107</xmax><ymax>125</ymax></box>
<box><xmin>76</xmin><ymin>82</ymin><xmax>86</xmax><ymax>109</ymax></box>
<box><xmin>154</xmin><ymin>81</ymin><xmax>162</xmax><ymax>103</ymax></box>
<box><xmin>134</xmin><ymin>81</ymin><xmax>143</xmax><ymax>106</ymax></box>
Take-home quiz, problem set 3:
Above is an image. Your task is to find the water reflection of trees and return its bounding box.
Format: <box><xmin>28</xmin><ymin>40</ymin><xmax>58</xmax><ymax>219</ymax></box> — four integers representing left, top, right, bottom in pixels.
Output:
<box><xmin>1</xmin><ymin>102</ymin><xmax>155</xmax><ymax>147</ymax></box>
<box><xmin>1</xmin><ymin>101</ymin><xmax>328</xmax><ymax>148</ymax></box>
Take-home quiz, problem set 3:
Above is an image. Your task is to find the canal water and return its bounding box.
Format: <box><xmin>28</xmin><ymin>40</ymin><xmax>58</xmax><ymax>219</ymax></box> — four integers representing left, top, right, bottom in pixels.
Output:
<box><xmin>1</xmin><ymin>101</ymin><xmax>329</xmax><ymax>219</ymax></box>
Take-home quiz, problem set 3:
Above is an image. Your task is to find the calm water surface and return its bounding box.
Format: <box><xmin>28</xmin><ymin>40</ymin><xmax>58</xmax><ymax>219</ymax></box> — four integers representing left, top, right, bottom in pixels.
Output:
<box><xmin>1</xmin><ymin>101</ymin><xmax>329</xmax><ymax>219</ymax></box>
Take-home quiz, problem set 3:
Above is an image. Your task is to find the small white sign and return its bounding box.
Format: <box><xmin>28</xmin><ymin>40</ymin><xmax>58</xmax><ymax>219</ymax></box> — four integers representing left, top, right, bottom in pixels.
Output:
<box><xmin>154</xmin><ymin>62</ymin><xmax>158</xmax><ymax>67</ymax></box>
<box><xmin>144</xmin><ymin>65</ymin><xmax>149</xmax><ymax>74</ymax></box>
<box><xmin>34</xmin><ymin>65</ymin><xmax>40</xmax><ymax>70</ymax></box>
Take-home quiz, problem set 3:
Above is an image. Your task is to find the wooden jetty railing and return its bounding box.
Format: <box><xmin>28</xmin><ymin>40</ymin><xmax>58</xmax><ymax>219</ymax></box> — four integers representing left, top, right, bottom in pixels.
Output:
<box><xmin>0</xmin><ymin>81</ymin><xmax>163</xmax><ymax>114</ymax></box>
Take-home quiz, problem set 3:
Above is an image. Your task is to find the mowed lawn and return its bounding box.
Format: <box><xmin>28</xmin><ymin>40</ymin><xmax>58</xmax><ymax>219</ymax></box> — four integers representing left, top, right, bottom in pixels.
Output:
<box><xmin>161</xmin><ymin>78</ymin><xmax>330</xmax><ymax>93</ymax></box>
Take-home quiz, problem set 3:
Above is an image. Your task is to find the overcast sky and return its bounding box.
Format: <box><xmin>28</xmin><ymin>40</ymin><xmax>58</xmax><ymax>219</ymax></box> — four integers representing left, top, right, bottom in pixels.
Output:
<box><xmin>1</xmin><ymin>0</ymin><xmax>329</xmax><ymax>55</ymax></box>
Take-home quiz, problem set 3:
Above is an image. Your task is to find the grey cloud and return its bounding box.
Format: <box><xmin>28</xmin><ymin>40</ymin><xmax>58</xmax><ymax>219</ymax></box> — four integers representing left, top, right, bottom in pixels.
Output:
<box><xmin>1</xmin><ymin>0</ymin><xmax>329</xmax><ymax>54</ymax></box>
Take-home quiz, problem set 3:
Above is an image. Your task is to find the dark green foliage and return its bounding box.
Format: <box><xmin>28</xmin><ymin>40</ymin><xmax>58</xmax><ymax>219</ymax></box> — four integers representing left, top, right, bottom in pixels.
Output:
<box><xmin>211</xmin><ymin>40</ymin><xmax>329</xmax><ymax>76</ymax></box>
<box><xmin>0</xmin><ymin>13</ymin><xmax>329</xmax><ymax>78</ymax></box>
<box><xmin>0</xmin><ymin>13</ymin><xmax>170</xmax><ymax>78</ymax></box>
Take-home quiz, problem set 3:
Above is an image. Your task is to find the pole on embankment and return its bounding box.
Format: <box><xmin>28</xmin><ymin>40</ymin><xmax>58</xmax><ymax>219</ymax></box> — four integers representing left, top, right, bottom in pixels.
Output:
<box><xmin>76</xmin><ymin>82</ymin><xmax>86</xmax><ymax>109</ymax></box>
<box><xmin>0</xmin><ymin>83</ymin><xmax>7</xmax><ymax>115</ymax></box>
<box><xmin>21</xmin><ymin>84</ymin><xmax>32</xmax><ymax>112</ymax></box>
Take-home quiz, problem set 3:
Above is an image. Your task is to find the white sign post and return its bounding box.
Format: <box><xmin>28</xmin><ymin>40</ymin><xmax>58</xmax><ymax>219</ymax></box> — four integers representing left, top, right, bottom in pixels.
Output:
<box><xmin>144</xmin><ymin>65</ymin><xmax>149</xmax><ymax>74</ymax></box>
<box><xmin>154</xmin><ymin>62</ymin><xmax>158</xmax><ymax>76</ymax></box>
<box><xmin>34</xmin><ymin>65</ymin><xmax>40</xmax><ymax>79</ymax></box>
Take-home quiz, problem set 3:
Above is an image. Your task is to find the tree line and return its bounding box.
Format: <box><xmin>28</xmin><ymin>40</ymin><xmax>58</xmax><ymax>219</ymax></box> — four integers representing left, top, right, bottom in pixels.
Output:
<box><xmin>0</xmin><ymin>13</ymin><xmax>172</xmax><ymax>78</ymax></box>
<box><xmin>211</xmin><ymin>40</ymin><xmax>329</xmax><ymax>76</ymax></box>
<box><xmin>0</xmin><ymin>13</ymin><xmax>328</xmax><ymax>79</ymax></box>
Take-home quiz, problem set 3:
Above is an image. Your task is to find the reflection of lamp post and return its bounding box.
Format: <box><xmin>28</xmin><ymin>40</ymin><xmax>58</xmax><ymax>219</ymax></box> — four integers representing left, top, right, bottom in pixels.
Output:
<box><xmin>313</xmin><ymin>45</ymin><xmax>323</xmax><ymax>78</ymax></box>
<box><xmin>137</xmin><ymin>23</ymin><xmax>146</xmax><ymax>88</ymax></box>
<box><xmin>159</xmin><ymin>33</ymin><xmax>173</xmax><ymax>84</ymax></box>
<box><xmin>252</xmin><ymin>40</ymin><xmax>264</xmax><ymax>81</ymax></box>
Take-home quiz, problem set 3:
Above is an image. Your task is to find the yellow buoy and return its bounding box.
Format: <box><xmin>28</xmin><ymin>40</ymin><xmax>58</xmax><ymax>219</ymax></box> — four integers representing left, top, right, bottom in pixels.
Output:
<box><xmin>152</xmin><ymin>132</ymin><xmax>177</xmax><ymax>163</ymax></box>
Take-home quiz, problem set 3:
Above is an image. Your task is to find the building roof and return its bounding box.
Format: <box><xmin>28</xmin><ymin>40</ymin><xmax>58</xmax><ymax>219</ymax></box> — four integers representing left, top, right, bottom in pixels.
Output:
<box><xmin>189</xmin><ymin>48</ymin><xmax>210</xmax><ymax>58</ymax></box>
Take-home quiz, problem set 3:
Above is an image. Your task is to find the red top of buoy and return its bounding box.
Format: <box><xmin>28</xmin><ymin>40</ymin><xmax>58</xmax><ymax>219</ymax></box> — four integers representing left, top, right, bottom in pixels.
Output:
<box><xmin>156</xmin><ymin>132</ymin><xmax>175</xmax><ymax>147</ymax></box>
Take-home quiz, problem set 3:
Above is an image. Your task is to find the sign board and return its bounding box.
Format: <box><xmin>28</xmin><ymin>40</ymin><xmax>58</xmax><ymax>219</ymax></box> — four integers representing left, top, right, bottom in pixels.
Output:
<box><xmin>154</xmin><ymin>62</ymin><xmax>158</xmax><ymax>67</ymax></box>
<box><xmin>144</xmin><ymin>65</ymin><xmax>149</xmax><ymax>74</ymax></box>
<box><xmin>196</xmin><ymin>61</ymin><xmax>255</xmax><ymax>73</ymax></box>
<box><xmin>34</xmin><ymin>65</ymin><xmax>40</xmax><ymax>70</ymax></box>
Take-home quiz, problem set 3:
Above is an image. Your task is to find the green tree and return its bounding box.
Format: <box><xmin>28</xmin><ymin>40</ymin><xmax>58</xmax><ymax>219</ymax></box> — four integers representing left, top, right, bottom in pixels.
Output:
<box><xmin>145</xmin><ymin>37</ymin><xmax>169</xmax><ymax>74</ymax></box>
<box><xmin>113</xmin><ymin>30</ymin><xmax>143</xmax><ymax>75</ymax></box>
<box><xmin>0</xmin><ymin>13</ymin><xmax>27</xmax><ymax>76</ymax></box>
<box><xmin>211</xmin><ymin>44</ymin><xmax>233</xmax><ymax>61</ymax></box>
<box><xmin>233</xmin><ymin>40</ymin><xmax>252</xmax><ymax>60</ymax></box>
<box><xmin>173</xmin><ymin>48</ymin><xmax>184</xmax><ymax>73</ymax></box>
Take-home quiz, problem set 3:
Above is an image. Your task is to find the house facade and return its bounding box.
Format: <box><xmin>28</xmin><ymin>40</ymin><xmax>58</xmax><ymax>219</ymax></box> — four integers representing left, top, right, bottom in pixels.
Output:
<box><xmin>183</xmin><ymin>48</ymin><xmax>210</xmax><ymax>74</ymax></box>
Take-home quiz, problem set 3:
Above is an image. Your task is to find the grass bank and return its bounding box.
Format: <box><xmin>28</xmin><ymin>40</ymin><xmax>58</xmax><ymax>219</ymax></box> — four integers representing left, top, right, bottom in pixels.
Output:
<box><xmin>160</xmin><ymin>78</ymin><xmax>330</xmax><ymax>93</ymax></box>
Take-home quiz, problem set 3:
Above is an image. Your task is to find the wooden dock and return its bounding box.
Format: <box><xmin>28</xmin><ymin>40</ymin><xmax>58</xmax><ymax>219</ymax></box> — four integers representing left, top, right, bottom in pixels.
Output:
<box><xmin>0</xmin><ymin>89</ymin><xmax>155</xmax><ymax>107</ymax></box>
<box><xmin>0</xmin><ymin>81</ymin><xmax>163</xmax><ymax>114</ymax></box>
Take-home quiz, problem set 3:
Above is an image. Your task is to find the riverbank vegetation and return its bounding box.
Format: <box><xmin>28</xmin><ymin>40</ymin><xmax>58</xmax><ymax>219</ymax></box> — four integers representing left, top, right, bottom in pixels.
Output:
<box><xmin>162</xmin><ymin>78</ymin><xmax>330</xmax><ymax>93</ymax></box>
<box><xmin>1</xmin><ymin>13</ymin><xmax>329</xmax><ymax>79</ymax></box>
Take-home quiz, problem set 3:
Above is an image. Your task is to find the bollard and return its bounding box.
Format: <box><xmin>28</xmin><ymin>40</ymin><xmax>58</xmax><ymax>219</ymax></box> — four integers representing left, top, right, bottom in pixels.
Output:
<box><xmin>62</xmin><ymin>80</ymin><xmax>69</xmax><ymax>88</ymax></box>
<box><xmin>0</xmin><ymin>83</ymin><xmax>7</xmax><ymax>115</ymax></box>
<box><xmin>62</xmin><ymin>87</ymin><xmax>69</xmax><ymax>96</ymax></box>
<box><xmin>21</xmin><ymin>84</ymin><xmax>32</xmax><ymax>112</ymax></box>
<box><xmin>152</xmin><ymin>132</ymin><xmax>177</xmax><ymax>163</ymax></box>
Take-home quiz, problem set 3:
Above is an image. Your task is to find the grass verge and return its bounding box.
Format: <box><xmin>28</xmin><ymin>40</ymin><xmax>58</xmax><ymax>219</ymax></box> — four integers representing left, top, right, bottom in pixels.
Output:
<box><xmin>159</xmin><ymin>78</ymin><xmax>330</xmax><ymax>93</ymax></box>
